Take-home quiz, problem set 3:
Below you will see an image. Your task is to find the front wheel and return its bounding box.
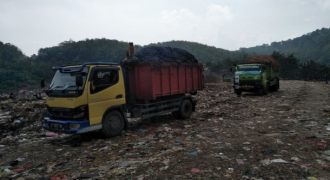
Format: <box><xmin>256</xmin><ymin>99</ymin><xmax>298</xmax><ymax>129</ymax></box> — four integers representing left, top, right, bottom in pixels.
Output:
<box><xmin>263</xmin><ymin>84</ymin><xmax>269</xmax><ymax>95</ymax></box>
<box><xmin>101</xmin><ymin>111</ymin><xmax>124</xmax><ymax>138</ymax></box>
<box><xmin>179</xmin><ymin>99</ymin><xmax>193</xmax><ymax>119</ymax></box>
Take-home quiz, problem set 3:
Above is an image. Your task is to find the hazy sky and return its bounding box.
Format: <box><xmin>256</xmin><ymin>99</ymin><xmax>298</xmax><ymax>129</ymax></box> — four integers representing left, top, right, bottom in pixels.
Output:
<box><xmin>0</xmin><ymin>0</ymin><xmax>329</xmax><ymax>56</ymax></box>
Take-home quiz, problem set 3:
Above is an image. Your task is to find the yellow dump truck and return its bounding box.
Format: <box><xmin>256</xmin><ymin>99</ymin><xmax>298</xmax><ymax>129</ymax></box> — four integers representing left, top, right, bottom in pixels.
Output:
<box><xmin>41</xmin><ymin>44</ymin><xmax>204</xmax><ymax>137</ymax></box>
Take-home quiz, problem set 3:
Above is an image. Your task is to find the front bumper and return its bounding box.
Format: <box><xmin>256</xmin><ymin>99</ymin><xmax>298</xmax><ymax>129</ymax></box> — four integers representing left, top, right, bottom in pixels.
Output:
<box><xmin>234</xmin><ymin>82</ymin><xmax>263</xmax><ymax>91</ymax></box>
<box><xmin>43</xmin><ymin>117</ymin><xmax>92</xmax><ymax>134</ymax></box>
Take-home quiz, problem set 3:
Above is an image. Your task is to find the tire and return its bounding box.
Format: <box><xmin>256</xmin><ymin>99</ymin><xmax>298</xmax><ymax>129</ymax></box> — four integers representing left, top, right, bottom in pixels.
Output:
<box><xmin>235</xmin><ymin>90</ymin><xmax>242</xmax><ymax>96</ymax></box>
<box><xmin>263</xmin><ymin>84</ymin><xmax>269</xmax><ymax>95</ymax></box>
<box><xmin>101</xmin><ymin>111</ymin><xmax>124</xmax><ymax>138</ymax></box>
<box><xmin>272</xmin><ymin>79</ymin><xmax>279</xmax><ymax>92</ymax></box>
<box><xmin>179</xmin><ymin>99</ymin><xmax>193</xmax><ymax>119</ymax></box>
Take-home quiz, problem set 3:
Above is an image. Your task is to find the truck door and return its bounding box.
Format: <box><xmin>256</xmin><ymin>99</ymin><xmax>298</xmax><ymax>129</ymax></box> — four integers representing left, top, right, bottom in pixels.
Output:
<box><xmin>87</xmin><ymin>67</ymin><xmax>125</xmax><ymax>125</ymax></box>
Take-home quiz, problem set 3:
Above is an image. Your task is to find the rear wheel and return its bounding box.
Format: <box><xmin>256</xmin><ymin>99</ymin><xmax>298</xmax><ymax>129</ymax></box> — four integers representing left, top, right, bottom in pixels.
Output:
<box><xmin>101</xmin><ymin>111</ymin><xmax>124</xmax><ymax>138</ymax></box>
<box><xmin>179</xmin><ymin>99</ymin><xmax>193</xmax><ymax>119</ymax></box>
<box><xmin>271</xmin><ymin>79</ymin><xmax>280</xmax><ymax>92</ymax></box>
<box><xmin>235</xmin><ymin>90</ymin><xmax>242</xmax><ymax>96</ymax></box>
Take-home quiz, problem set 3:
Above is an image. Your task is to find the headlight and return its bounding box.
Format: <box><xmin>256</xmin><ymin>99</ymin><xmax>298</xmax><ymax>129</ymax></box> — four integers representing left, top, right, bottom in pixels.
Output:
<box><xmin>70</xmin><ymin>124</ymin><xmax>80</xmax><ymax>129</ymax></box>
<box><xmin>72</xmin><ymin>105</ymin><xmax>88</xmax><ymax>119</ymax></box>
<box><xmin>73</xmin><ymin>112</ymin><xmax>85</xmax><ymax>119</ymax></box>
<box><xmin>43</xmin><ymin>121</ymin><xmax>49</xmax><ymax>128</ymax></box>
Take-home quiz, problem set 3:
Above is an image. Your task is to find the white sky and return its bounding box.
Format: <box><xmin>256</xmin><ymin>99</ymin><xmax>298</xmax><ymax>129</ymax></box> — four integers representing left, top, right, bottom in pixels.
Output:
<box><xmin>0</xmin><ymin>0</ymin><xmax>329</xmax><ymax>56</ymax></box>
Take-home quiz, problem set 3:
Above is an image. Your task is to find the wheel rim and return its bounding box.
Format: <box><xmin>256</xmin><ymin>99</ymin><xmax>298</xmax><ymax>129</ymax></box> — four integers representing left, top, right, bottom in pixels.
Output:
<box><xmin>109</xmin><ymin>116</ymin><xmax>121</xmax><ymax>130</ymax></box>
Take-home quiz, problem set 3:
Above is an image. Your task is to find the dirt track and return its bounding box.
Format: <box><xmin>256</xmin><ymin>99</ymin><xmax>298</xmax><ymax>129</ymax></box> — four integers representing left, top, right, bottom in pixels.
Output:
<box><xmin>1</xmin><ymin>80</ymin><xmax>330</xmax><ymax>179</ymax></box>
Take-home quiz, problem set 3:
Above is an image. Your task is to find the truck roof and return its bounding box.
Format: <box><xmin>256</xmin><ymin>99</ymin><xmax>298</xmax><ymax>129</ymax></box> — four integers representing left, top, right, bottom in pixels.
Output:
<box><xmin>52</xmin><ymin>62</ymin><xmax>118</xmax><ymax>73</ymax></box>
<box><xmin>237</xmin><ymin>63</ymin><xmax>263</xmax><ymax>66</ymax></box>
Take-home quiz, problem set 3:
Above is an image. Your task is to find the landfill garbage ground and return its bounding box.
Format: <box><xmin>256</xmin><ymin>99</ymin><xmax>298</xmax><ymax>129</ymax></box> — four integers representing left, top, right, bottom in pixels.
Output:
<box><xmin>1</xmin><ymin>80</ymin><xmax>330</xmax><ymax>180</ymax></box>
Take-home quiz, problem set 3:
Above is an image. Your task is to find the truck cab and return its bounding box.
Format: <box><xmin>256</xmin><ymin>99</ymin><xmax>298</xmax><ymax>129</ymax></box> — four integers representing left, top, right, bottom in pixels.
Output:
<box><xmin>233</xmin><ymin>63</ymin><xmax>279</xmax><ymax>95</ymax></box>
<box><xmin>42</xmin><ymin>62</ymin><xmax>127</xmax><ymax>137</ymax></box>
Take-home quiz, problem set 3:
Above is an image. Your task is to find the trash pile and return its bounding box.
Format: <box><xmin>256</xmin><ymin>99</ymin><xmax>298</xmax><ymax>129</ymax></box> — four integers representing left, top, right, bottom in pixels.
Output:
<box><xmin>122</xmin><ymin>46</ymin><xmax>198</xmax><ymax>64</ymax></box>
<box><xmin>246</xmin><ymin>55</ymin><xmax>281</xmax><ymax>71</ymax></box>
<box><xmin>0</xmin><ymin>99</ymin><xmax>46</xmax><ymax>146</ymax></box>
<box><xmin>1</xmin><ymin>80</ymin><xmax>330</xmax><ymax>179</ymax></box>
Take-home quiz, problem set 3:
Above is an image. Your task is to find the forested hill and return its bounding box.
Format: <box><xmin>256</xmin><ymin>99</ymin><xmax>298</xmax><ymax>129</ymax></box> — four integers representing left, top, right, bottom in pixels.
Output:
<box><xmin>34</xmin><ymin>39</ymin><xmax>245</xmax><ymax>64</ymax></box>
<box><xmin>149</xmin><ymin>41</ymin><xmax>247</xmax><ymax>63</ymax></box>
<box><xmin>239</xmin><ymin>27</ymin><xmax>330</xmax><ymax>64</ymax></box>
<box><xmin>35</xmin><ymin>39</ymin><xmax>143</xmax><ymax>64</ymax></box>
<box><xmin>1</xmin><ymin>28</ymin><xmax>330</xmax><ymax>93</ymax></box>
<box><xmin>0</xmin><ymin>42</ymin><xmax>37</xmax><ymax>92</ymax></box>
<box><xmin>0</xmin><ymin>42</ymin><xmax>26</xmax><ymax>62</ymax></box>
<box><xmin>1</xmin><ymin>39</ymin><xmax>242</xmax><ymax>93</ymax></box>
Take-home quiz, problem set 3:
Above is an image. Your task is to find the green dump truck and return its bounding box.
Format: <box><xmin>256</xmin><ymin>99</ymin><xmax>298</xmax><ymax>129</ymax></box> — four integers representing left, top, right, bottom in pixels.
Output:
<box><xmin>232</xmin><ymin>55</ymin><xmax>280</xmax><ymax>95</ymax></box>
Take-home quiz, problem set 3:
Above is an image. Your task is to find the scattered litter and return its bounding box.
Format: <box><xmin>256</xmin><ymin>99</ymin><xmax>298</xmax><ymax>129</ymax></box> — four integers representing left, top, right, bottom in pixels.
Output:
<box><xmin>323</xmin><ymin>150</ymin><xmax>330</xmax><ymax>156</ymax></box>
<box><xmin>99</xmin><ymin>146</ymin><xmax>111</xmax><ymax>151</ymax></box>
<box><xmin>185</xmin><ymin>151</ymin><xmax>198</xmax><ymax>156</ymax></box>
<box><xmin>227</xmin><ymin>168</ymin><xmax>234</xmax><ymax>173</ymax></box>
<box><xmin>46</xmin><ymin>132</ymin><xmax>59</xmax><ymax>137</ymax></box>
<box><xmin>236</xmin><ymin>159</ymin><xmax>244</xmax><ymax>165</ymax></box>
<box><xmin>307</xmin><ymin>177</ymin><xmax>318</xmax><ymax>180</ymax></box>
<box><xmin>291</xmin><ymin>157</ymin><xmax>300</xmax><ymax>162</ymax></box>
<box><xmin>271</xmin><ymin>159</ymin><xmax>288</xmax><ymax>163</ymax></box>
<box><xmin>260</xmin><ymin>159</ymin><xmax>272</xmax><ymax>166</ymax></box>
<box><xmin>219</xmin><ymin>153</ymin><xmax>229</xmax><ymax>160</ymax></box>
<box><xmin>243</xmin><ymin>147</ymin><xmax>251</xmax><ymax>151</ymax></box>
<box><xmin>191</xmin><ymin>168</ymin><xmax>200</xmax><ymax>173</ymax></box>
<box><xmin>184</xmin><ymin>125</ymin><xmax>192</xmax><ymax>128</ymax></box>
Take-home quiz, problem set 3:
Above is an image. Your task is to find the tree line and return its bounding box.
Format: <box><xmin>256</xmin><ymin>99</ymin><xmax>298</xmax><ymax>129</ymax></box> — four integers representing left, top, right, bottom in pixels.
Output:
<box><xmin>239</xmin><ymin>28</ymin><xmax>330</xmax><ymax>64</ymax></box>
<box><xmin>0</xmin><ymin>37</ymin><xmax>330</xmax><ymax>93</ymax></box>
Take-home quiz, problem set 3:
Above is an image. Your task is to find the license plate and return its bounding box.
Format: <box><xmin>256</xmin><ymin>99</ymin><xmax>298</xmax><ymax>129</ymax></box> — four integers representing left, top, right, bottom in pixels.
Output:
<box><xmin>50</xmin><ymin>123</ymin><xmax>63</xmax><ymax>130</ymax></box>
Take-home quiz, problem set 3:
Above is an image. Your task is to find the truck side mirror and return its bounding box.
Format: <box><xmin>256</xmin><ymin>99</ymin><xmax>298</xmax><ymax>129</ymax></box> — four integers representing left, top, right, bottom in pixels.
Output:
<box><xmin>40</xmin><ymin>79</ymin><xmax>45</xmax><ymax>88</ymax></box>
<box><xmin>76</xmin><ymin>75</ymin><xmax>83</xmax><ymax>87</ymax></box>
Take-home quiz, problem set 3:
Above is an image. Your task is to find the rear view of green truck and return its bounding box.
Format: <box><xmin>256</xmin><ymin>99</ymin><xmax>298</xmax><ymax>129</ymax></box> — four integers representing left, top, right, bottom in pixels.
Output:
<box><xmin>233</xmin><ymin>55</ymin><xmax>280</xmax><ymax>95</ymax></box>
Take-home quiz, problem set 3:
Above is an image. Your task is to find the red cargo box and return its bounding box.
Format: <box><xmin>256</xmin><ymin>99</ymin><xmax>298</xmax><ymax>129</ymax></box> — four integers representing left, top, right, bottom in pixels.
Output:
<box><xmin>126</xmin><ymin>62</ymin><xmax>204</xmax><ymax>100</ymax></box>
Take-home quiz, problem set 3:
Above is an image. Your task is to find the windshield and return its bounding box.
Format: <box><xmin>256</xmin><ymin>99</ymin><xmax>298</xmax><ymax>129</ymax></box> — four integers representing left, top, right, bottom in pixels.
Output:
<box><xmin>50</xmin><ymin>66</ymin><xmax>89</xmax><ymax>90</ymax></box>
<box><xmin>236</xmin><ymin>65</ymin><xmax>260</xmax><ymax>72</ymax></box>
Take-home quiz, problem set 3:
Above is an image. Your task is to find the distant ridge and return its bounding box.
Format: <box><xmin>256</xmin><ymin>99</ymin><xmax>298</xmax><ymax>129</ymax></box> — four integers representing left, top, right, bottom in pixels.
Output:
<box><xmin>1</xmin><ymin>27</ymin><xmax>330</xmax><ymax>93</ymax></box>
<box><xmin>239</xmin><ymin>27</ymin><xmax>330</xmax><ymax>64</ymax></box>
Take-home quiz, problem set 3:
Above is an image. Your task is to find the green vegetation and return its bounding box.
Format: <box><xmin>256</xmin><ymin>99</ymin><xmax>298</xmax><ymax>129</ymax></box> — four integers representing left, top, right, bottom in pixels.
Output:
<box><xmin>240</xmin><ymin>28</ymin><xmax>330</xmax><ymax>64</ymax></box>
<box><xmin>32</xmin><ymin>38</ymin><xmax>142</xmax><ymax>81</ymax></box>
<box><xmin>1</xmin><ymin>28</ymin><xmax>330</xmax><ymax>93</ymax></box>
<box><xmin>0</xmin><ymin>42</ymin><xmax>37</xmax><ymax>92</ymax></box>
<box><xmin>149</xmin><ymin>40</ymin><xmax>247</xmax><ymax>63</ymax></box>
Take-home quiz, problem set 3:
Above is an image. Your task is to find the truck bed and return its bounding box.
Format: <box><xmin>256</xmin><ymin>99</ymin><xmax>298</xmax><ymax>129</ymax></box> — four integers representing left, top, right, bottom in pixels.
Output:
<box><xmin>123</xmin><ymin>62</ymin><xmax>204</xmax><ymax>101</ymax></box>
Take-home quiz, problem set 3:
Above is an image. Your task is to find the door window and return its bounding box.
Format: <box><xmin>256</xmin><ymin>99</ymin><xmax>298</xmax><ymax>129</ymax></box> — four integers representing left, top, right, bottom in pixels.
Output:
<box><xmin>90</xmin><ymin>69</ymin><xmax>118</xmax><ymax>94</ymax></box>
